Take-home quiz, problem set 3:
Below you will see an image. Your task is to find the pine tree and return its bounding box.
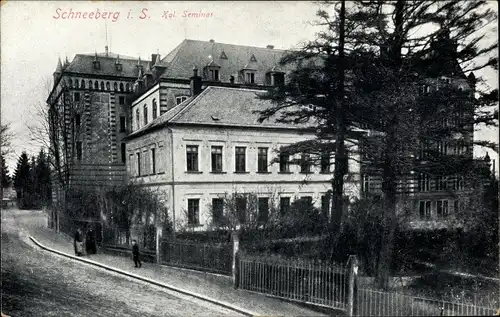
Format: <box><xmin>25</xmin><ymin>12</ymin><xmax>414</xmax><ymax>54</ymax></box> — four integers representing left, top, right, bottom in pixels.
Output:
<box><xmin>13</xmin><ymin>152</ymin><xmax>32</xmax><ymax>208</ymax></box>
<box><xmin>258</xmin><ymin>0</ymin><xmax>497</xmax><ymax>288</ymax></box>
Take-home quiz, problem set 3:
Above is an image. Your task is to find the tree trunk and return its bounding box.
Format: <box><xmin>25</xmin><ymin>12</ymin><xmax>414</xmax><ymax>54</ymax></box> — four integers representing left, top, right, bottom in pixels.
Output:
<box><xmin>331</xmin><ymin>0</ymin><xmax>347</xmax><ymax>232</ymax></box>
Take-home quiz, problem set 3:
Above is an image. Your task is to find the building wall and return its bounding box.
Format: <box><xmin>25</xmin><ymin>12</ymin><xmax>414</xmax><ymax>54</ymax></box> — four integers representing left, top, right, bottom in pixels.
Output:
<box><xmin>127</xmin><ymin>124</ymin><xmax>361</xmax><ymax>231</ymax></box>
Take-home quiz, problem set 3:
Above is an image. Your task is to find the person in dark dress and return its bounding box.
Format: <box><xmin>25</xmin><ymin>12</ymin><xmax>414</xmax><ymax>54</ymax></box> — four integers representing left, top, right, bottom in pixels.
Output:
<box><xmin>132</xmin><ymin>239</ymin><xmax>141</xmax><ymax>268</ymax></box>
<box><xmin>74</xmin><ymin>228</ymin><xmax>83</xmax><ymax>256</ymax></box>
<box><xmin>86</xmin><ymin>228</ymin><xmax>97</xmax><ymax>254</ymax></box>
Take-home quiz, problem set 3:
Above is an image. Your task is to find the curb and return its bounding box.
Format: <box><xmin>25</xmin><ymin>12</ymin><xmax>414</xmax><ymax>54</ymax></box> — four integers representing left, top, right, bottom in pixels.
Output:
<box><xmin>29</xmin><ymin>236</ymin><xmax>255</xmax><ymax>317</ymax></box>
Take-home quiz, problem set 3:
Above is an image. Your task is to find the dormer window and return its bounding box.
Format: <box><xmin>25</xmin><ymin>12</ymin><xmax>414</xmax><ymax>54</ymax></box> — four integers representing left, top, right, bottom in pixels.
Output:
<box><xmin>93</xmin><ymin>60</ymin><xmax>100</xmax><ymax>70</ymax></box>
<box><xmin>246</xmin><ymin>72</ymin><xmax>255</xmax><ymax>84</ymax></box>
<box><xmin>116</xmin><ymin>63</ymin><xmax>123</xmax><ymax>71</ymax></box>
<box><xmin>204</xmin><ymin>60</ymin><xmax>221</xmax><ymax>81</ymax></box>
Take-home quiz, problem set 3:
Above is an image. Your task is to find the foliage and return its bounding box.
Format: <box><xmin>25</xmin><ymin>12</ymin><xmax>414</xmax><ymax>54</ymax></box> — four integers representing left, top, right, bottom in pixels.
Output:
<box><xmin>257</xmin><ymin>0</ymin><xmax>498</xmax><ymax>289</ymax></box>
<box><xmin>12</xmin><ymin>150</ymin><xmax>52</xmax><ymax>209</ymax></box>
<box><xmin>0</xmin><ymin>123</ymin><xmax>13</xmax><ymax>158</ymax></box>
<box><xmin>1</xmin><ymin>154</ymin><xmax>11</xmax><ymax>188</ymax></box>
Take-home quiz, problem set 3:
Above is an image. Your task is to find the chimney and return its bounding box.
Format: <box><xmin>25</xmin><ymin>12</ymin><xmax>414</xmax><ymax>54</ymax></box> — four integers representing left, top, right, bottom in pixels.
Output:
<box><xmin>105</xmin><ymin>45</ymin><xmax>109</xmax><ymax>57</ymax></box>
<box><xmin>209</xmin><ymin>39</ymin><xmax>215</xmax><ymax>43</ymax></box>
<box><xmin>266</xmin><ymin>45</ymin><xmax>274</xmax><ymax>49</ymax></box>
<box><xmin>190</xmin><ymin>66</ymin><xmax>202</xmax><ymax>96</ymax></box>
<box><xmin>151</xmin><ymin>54</ymin><xmax>158</xmax><ymax>66</ymax></box>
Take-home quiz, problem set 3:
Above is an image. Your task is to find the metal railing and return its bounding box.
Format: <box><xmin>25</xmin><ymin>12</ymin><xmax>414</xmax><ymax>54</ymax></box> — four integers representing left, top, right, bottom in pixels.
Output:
<box><xmin>355</xmin><ymin>288</ymin><xmax>497</xmax><ymax>316</ymax></box>
<box><xmin>238</xmin><ymin>253</ymin><xmax>349</xmax><ymax>310</ymax></box>
<box><xmin>160</xmin><ymin>240</ymin><xmax>233</xmax><ymax>275</ymax></box>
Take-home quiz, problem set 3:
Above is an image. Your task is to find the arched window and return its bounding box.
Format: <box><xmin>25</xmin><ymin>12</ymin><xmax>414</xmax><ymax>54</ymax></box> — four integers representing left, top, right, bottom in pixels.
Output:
<box><xmin>136</xmin><ymin>108</ymin><xmax>140</xmax><ymax>129</ymax></box>
<box><xmin>114</xmin><ymin>82</ymin><xmax>118</xmax><ymax>91</ymax></box>
<box><xmin>94</xmin><ymin>81</ymin><xmax>99</xmax><ymax>90</ymax></box>
<box><xmin>89</xmin><ymin>80</ymin><xmax>93</xmax><ymax>89</ymax></box>
<box><xmin>152</xmin><ymin>99</ymin><xmax>158</xmax><ymax>119</ymax></box>
<box><xmin>68</xmin><ymin>78</ymin><xmax>73</xmax><ymax>88</ymax></box>
<box><xmin>100</xmin><ymin>81</ymin><xmax>105</xmax><ymax>90</ymax></box>
<box><xmin>106</xmin><ymin>82</ymin><xmax>110</xmax><ymax>91</ymax></box>
<box><xmin>126</xmin><ymin>83</ymin><xmax>130</xmax><ymax>92</ymax></box>
<box><xmin>81</xmin><ymin>80</ymin><xmax>85</xmax><ymax>89</ymax></box>
<box><xmin>143</xmin><ymin>104</ymin><xmax>148</xmax><ymax>125</ymax></box>
<box><xmin>119</xmin><ymin>83</ymin><xmax>124</xmax><ymax>92</ymax></box>
<box><xmin>74</xmin><ymin>79</ymin><xmax>79</xmax><ymax>89</ymax></box>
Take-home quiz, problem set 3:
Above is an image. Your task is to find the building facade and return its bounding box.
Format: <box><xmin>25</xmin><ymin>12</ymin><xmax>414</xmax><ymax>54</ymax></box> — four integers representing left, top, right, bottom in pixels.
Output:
<box><xmin>125</xmin><ymin>83</ymin><xmax>361</xmax><ymax>231</ymax></box>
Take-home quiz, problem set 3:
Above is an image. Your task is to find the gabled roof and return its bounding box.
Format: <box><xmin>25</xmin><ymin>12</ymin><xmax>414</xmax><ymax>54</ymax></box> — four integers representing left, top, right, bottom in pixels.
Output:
<box><xmin>63</xmin><ymin>52</ymin><xmax>150</xmax><ymax>78</ymax></box>
<box><xmin>159</xmin><ymin>39</ymin><xmax>296</xmax><ymax>83</ymax></box>
<box><xmin>127</xmin><ymin>86</ymin><xmax>313</xmax><ymax>139</ymax></box>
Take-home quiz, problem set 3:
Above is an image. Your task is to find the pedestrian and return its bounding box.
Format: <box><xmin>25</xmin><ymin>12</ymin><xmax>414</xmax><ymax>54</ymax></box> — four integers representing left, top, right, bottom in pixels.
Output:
<box><xmin>74</xmin><ymin>228</ymin><xmax>84</xmax><ymax>256</ymax></box>
<box><xmin>86</xmin><ymin>228</ymin><xmax>97</xmax><ymax>254</ymax></box>
<box><xmin>132</xmin><ymin>239</ymin><xmax>141</xmax><ymax>268</ymax></box>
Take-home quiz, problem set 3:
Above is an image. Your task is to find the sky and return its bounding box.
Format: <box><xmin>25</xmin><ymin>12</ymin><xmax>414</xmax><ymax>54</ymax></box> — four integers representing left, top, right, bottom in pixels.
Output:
<box><xmin>1</xmin><ymin>1</ymin><xmax>498</xmax><ymax>174</ymax></box>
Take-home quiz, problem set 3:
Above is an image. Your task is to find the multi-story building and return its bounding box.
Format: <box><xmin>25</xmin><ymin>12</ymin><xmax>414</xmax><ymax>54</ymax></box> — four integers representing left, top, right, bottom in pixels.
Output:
<box><xmin>358</xmin><ymin>30</ymin><xmax>490</xmax><ymax>231</ymax></box>
<box><xmin>125</xmin><ymin>73</ymin><xmax>361</xmax><ymax>231</ymax></box>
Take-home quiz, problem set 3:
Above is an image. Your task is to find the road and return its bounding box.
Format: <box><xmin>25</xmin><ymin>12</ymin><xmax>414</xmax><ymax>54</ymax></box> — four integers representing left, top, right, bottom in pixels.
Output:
<box><xmin>1</xmin><ymin>209</ymin><xmax>241</xmax><ymax>317</ymax></box>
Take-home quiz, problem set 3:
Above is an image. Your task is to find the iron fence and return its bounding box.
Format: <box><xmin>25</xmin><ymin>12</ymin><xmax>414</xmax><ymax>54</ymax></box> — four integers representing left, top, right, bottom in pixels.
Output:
<box><xmin>160</xmin><ymin>240</ymin><xmax>233</xmax><ymax>275</ymax></box>
<box><xmin>238</xmin><ymin>253</ymin><xmax>349</xmax><ymax>311</ymax></box>
<box><xmin>355</xmin><ymin>288</ymin><xmax>497</xmax><ymax>316</ymax></box>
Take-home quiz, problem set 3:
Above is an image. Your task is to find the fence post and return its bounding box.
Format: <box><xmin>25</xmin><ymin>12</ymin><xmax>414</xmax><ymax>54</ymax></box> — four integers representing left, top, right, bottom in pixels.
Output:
<box><xmin>232</xmin><ymin>231</ymin><xmax>240</xmax><ymax>289</ymax></box>
<box><xmin>347</xmin><ymin>255</ymin><xmax>359</xmax><ymax>317</ymax></box>
<box><xmin>156</xmin><ymin>226</ymin><xmax>163</xmax><ymax>264</ymax></box>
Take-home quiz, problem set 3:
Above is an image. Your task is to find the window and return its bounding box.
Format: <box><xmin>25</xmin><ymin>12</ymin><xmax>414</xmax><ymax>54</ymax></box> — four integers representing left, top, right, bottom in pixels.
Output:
<box><xmin>258</xmin><ymin>197</ymin><xmax>269</xmax><ymax>223</ymax></box>
<box><xmin>235</xmin><ymin>147</ymin><xmax>246</xmax><ymax>172</ymax></box>
<box><xmin>419</xmin><ymin>200</ymin><xmax>431</xmax><ymax>219</ymax></box>
<box><xmin>420</xmin><ymin>85</ymin><xmax>431</xmax><ymax>94</ymax></box>
<box><xmin>114</xmin><ymin>82</ymin><xmax>118</xmax><ymax>91</ymax></box>
<box><xmin>89</xmin><ymin>80</ymin><xmax>93</xmax><ymax>89</ymax></box>
<box><xmin>121</xmin><ymin>143</ymin><xmax>126</xmax><ymax>163</ymax></box>
<box><xmin>75</xmin><ymin>114</ymin><xmax>81</xmax><ymax>131</ymax></box>
<box><xmin>137</xmin><ymin>153</ymin><xmax>141</xmax><ymax>176</ymax></box>
<box><xmin>320</xmin><ymin>152</ymin><xmax>330</xmax><ymax>173</ymax></box>
<box><xmin>100</xmin><ymin>82</ymin><xmax>105</xmax><ymax>90</ymax></box>
<box><xmin>211</xmin><ymin>146</ymin><xmax>223</xmax><ymax>172</ymax></box>
<box><xmin>120</xmin><ymin>116</ymin><xmax>126</xmax><ymax>132</ymax></box>
<box><xmin>417</xmin><ymin>173</ymin><xmax>430</xmax><ymax>192</ymax></box>
<box><xmin>453</xmin><ymin>176</ymin><xmax>464</xmax><ymax>190</ymax></box>
<box><xmin>120</xmin><ymin>83</ymin><xmax>124</xmax><ymax>92</ymax></box>
<box><xmin>176</xmin><ymin>96</ymin><xmax>188</xmax><ymax>105</ymax></box>
<box><xmin>209</xmin><ymin>69</ymin><xmax>219</xmax><ymax>81</ymax></box>
<box><xmin>152</xmin><ymin>99</ymin><xmax>158</xmax><ymax>119</ymax></box>
<box><xmin>81</xmin><ymin>80</ymin><xmax>85</xmax><ymax>89</ymax></box>
<box><xmin>300</xmin><ymin>153</ymin><xmax>310</xmax><ymax>173</ymax></box>
<box><xmin>151</xmin><ymin>148</ymin><xmax>156</xmax><ymax>174</ymax></box>
<box><xmin>187</xmin><ymin>199</ymin><xmax>200</xmax><ymax>225</ymax></box>
<box><xmin>279</xmin><ymin>153</ymin><xmax>290</xmax><ymax>172</ymax></box>
<box><xmin>74</xmin><ymin>79</ymin><xmax>79</xmax><ymax>88</ymax></box>
<box><xmin>143</xmin><ymin>105</ymin><xmax>148</xmax><ymax>125</ymax></box>
<box><xmin>437</xmin><ymin>200</ymin><xmax>449</xmax><ymax>218</ymax></box>
<box><xmin>106</xmin><ymin>82</ymin><xmax>110</xmax><ymax>91</ymax></box>
<box><xmin>186</xmin><ymin>145</ymin><xmax>199</xmax><ymax>172</ymax></box>
<box><xmin>212</xmin><ymin>198</ymin><xmax>224</xmax><ymax>225</ymax></box>
<box><xmin>76</xmin><ymin>141</ymin><xmax>82</xmax><ymax>161</ymax></box>
<box><xmin>301</xmin><ymin>196</ymin><xmax>313</xmax><ymax>205</ymax></box>
<box><xmin>126</xmin><ymin>83</ymin><xmax>130</xmax><ymax>91</ymax></box>
<box><xmin>246</xmin><ymin>72</ymin><xmax>255</xmax><ymax>84</ymax></box>
<box><xmin>273</xmin><ymin>73</ymin><xmax>285</xmax><ymax>86</ymax></box>
<box><xmin>136</xmin><ymin>109</ymin><xmax>140</xmax><ymax>129</ymax></box>
<box><xmin>436</xmin><ymin>176</ymin><xmax>447</xmax><ymax>191</ymax></box>
<box><xmin>94</xmin><ymin>81</ymin><xmax>99</xmax><ymax>90</ymax></box>
<box><xmin>119</xmin><ymin>96</ymin><xmax>125</xmax><ymax>105</ymax></box>
<box><xmin>437</xmin><ymin>142</ymin><xmax>448</xmax><ymax>155</ymax></box>
<box><xmin>236</xmin><ymin>197</ymin><xmax>246</xmax><ymax>223</ymax></box>
<box><xmin>321</xmin><ymin>195</ymin><xmax>330</xmax><ymax>218</ymax></box>
<box><xmin>74</xmin><ymin>92</ymin><xmax>81</xmax><ymax>102</ymax></box>
<box><xmin>257</xmin><ymin>147</ymin><xmax>268</xmax><ymax>172</ymax></box>
<box><xmin>280</xmin><ymin>197</ymin><xmax>290</xmax><ymax>215</ymax></box>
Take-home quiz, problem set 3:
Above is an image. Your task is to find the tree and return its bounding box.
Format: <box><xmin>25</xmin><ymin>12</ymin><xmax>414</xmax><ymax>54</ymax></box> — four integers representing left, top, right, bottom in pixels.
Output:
<box><xmin>13</xmin><ymin>152</ymin><xmax>32</xmax><ymax>208</ymax></box>
<box><xmin>0</xmin><ymin>123</ymin><xmax>13</xmax><ymax>158</ymax></box>
<box><xmin>258</xmin><ymin>0</ymin><xmax>497</xmax><ymax>288</ymax></box>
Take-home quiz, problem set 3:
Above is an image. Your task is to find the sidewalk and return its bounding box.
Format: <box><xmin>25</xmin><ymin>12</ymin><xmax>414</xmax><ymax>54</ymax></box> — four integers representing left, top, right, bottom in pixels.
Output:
<box><xmin>29</xmin><ymin>223</ymin><xmax>328</xmax><ymax>317</ymax></box>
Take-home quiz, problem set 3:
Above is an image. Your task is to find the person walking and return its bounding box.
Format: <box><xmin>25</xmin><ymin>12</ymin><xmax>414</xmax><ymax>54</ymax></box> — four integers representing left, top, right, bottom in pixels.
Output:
<box><xmin>132</xmin><ymin>239</ymin><xmax>141</xmax><ymax>268</ymax></box>
<box><xmin>86</xmin><ymin>228</ymin><xmax>97</xmax><ymax>254</ymax></box>
<box><xmin>74</xmin><ymin>228</ymin><xmax>84</xmax><ymax>256</ymax></box>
